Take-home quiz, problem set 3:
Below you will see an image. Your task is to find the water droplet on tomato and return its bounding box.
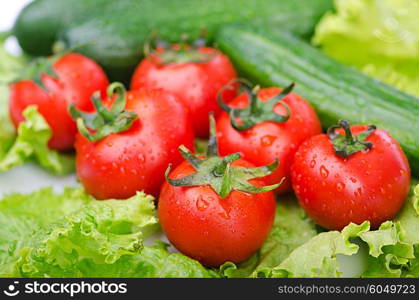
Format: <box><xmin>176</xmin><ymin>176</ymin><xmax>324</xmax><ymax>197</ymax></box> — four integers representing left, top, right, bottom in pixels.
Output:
<box><xmin>219</xmin><ymin>211</ymin><xmax>230</xmax><ymax>220</ymax></box>
<box><xmin>260</xmin><ymin>135</ymin><xmax>276</xmax><ymax>147</ymax></box>
<box><xmin>379</xmin><ymin>187</ymin><xmax>386</xmax><ymax>194</ymax></box>
<box><xmin>106</xmin><ymin>141</ymin><xmax>113</xmax><ymax>147</ymax></box>
<box><xmin>310</xmin><ymin>160</ymin><xmax>316</xmax><ymax>168</ymax></box>
<box><xmin>354</xmin><ymin>187</ymin><xmax>362</xmax><ymax>197</ymax></box>
<box><xmin>320</xmin><ymin>165</ymin><xmax>329</xmax><ymax>178</ymax></box>
<box><xmin>137</xmin><ymin>154</ymin><xmax>146</xmax><ymax>163</ymax></box>
<box><xmin>131</xmin><ymin>169</ymin><xmax>138</xmax><ymax>175</ymax></box>
<box><xmin>336</xmin><ymin>182</ymin><xmax>345</xmax><ymax>192</ymax></box>
<box><xmin>350</xmin><ymin>177</ymin><xmax>357</xmax><ymax>183</ymax></box>
<box><xmin>196</xmin><ymin>196</ymin><xmax>209</xmax><ymax>211</ymax></box>
<box><xmin>400</xmin><ymin>169</ymin><xmax>406</xmax><ymax>176</ymax></box>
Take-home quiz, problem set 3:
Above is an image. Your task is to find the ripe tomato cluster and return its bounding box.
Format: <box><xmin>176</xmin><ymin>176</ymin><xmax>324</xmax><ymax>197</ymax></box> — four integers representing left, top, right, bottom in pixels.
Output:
<box><xmin>9</xmin><ymin>40</ymin><xmax>411</xmax><ymax>267</ymax></box>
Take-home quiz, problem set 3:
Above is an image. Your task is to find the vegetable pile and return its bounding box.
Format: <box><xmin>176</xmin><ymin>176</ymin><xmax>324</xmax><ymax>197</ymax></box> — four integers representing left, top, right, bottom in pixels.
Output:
<box><xmin>0</xmin><ymin>0</ymin><xmax>418</xmax><ymax>278</ymax></box>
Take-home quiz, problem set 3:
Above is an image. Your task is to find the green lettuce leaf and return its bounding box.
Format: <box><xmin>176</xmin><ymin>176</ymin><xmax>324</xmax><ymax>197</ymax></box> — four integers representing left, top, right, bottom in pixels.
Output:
<box><xmin>0</xmin><ymin>187</ymin><xmax>90</xmax><ymax>226</ymax></box>
<box><xmin>76</xmin><ymin>242</ymin><xmax>219</xmax><ymax>278</ymax></box>
<box><xmin>313</xmin><ymin>0</ymin><xmax>419</xmax><ymax>97</ymax></box>
<box><xmin>268</xmin><ymin>222</ymin><xmax>370</xmax><ymax>278</ymax></box>
<box><xmin>360</xmin><ymin>184</ymin><xmax>419</xmax><ymax>277</ymax></box>
<box><xmin>0</xmin><ymin>106</ymin><xmax>74</xmax><ymax>175</ymax></box>
<box><xmin>244</xmin><ymin>184</ymin><xmax>419</xmax><ymax>278</ymax></box>
<box><xmin>0</xmin><ymin>188</ymin><xmax>158</xmax><ymax>277</ymax></box>
<box><xmin>220</xmin><ymin>195</ymin><xmax>318</xmax><ymax>278</ymax></box>
<box><xmin>0</xmin><ymin>187</ymin><xmax>216</xmax><ymax>278</ymax></box>
<box><xmin>0</xmin><ymin>37</ymin><xmax>22</xmax><ymax>157</ymax></box>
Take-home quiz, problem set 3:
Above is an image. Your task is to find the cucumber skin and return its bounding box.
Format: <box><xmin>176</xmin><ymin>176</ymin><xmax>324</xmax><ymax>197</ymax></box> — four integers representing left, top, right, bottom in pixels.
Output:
<box><xmin>13</xmin><ymin>0</ymin><xmax>333</xmax><ymax>81</ymax></box>
<box><xmin>13</xmin><ymin>0</ymin><xmax>109</xmax><ymax>56</ymax></box>
<box><xmin>215</xmin><ymin>25</ymin><xmax>419</xmax><ymax>176</ymax></box>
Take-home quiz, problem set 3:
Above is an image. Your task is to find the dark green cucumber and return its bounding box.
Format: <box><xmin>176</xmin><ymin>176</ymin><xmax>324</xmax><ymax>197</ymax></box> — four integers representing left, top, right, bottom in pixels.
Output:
<box><xmin>215</xmin><ymin>25</ymin><xmax>419</xmax><ymax>176</ymax></box>
<box><xmin>13</xmin><ymin>0</ymin><xmax>110</xmax><ymax>56</ymax></box>
<box><xmin>14</xmin><ymin>0</ymin><xmax>333</xmax><ymax>81</ymax></box>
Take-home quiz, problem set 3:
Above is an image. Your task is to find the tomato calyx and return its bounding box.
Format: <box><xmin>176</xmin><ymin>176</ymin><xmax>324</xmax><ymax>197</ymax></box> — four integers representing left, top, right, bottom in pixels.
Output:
<box><xmin>144</xmin><ymin>34</ymin><xmax>214</xmax><ymax>65</ymax></box>
<box><xmin>217</xmin><ymin>79</ymin><xmax>293</xmax><ymax>131</ymax></box>
<box><xmin>165</xmin><ymin>114</ymin><xmax>281</xmax><ymax>198</ymax></box>
<box><xmin>12</xmin><ymin>53</ymin><xmax>64</xmax><ymax>91</ymax></box>
<box><xmin>327</xmin><ymin>120</ymin><xmax>376</xmax><ymax>158</ymax></box>
<box><xmin>69</xmin><ymin>82</ymin><xmax>138</xmax><ymax>142</ymax></box>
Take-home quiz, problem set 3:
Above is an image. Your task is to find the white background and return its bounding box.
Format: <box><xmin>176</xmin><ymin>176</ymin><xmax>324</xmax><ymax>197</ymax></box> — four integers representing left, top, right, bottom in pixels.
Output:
<box><xmin>0</xmin><ymin>0</ymin><xmax>31</xmax><ymax>30</ymax></box>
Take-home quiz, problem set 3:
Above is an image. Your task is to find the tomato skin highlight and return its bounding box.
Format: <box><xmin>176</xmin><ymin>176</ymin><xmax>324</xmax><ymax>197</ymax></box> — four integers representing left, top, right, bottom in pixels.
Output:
<box><xmin>158</xmin><ymin>158</ymin><xmax>276</xmax><ymax>267</ymax></box>
<box><xmin>216</xmin><ymin>87</ymin><xmax>322</xmax><ymax>194</ymax></box>
<box><xmin>9</xmin><ymin>53</ymin><xmax>109</xmax><ymax>151</ymax></box>
<box><xmin>75</xmin><ymin>88</ymin><xmax>195</xmax><ymax>200</ymax></box>
<box><xmin>291</xmin><ymin>125</ymin><xmax>411</xmax><ymax>230</ymax></box>
<box><xmin>130</xmin><ymin>46</ymin><xmax>237</xmax><ymax>138</ymax></box>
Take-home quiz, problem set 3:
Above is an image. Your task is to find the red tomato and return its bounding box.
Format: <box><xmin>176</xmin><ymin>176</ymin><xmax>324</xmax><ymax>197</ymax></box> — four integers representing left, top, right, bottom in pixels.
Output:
<box><xmin>9</xmin><ymin>53</ymin><xmax>109</xmax><ymax>151</ymax></box>
<box><xmin>158</xmin><ymin>158</ymin><xmax>276</xmax><ymax>267</ymax></box>
<box><xmin>130</xmin><ymin>46</ymin><xmax>237</xmax><ymax>138</ymax></box>
<box><xmin>217</xmin><ymin>87</ymin><xmax>321</xmax><ymax>194</ymax></box>
<box><xmin>75</xmin><ymin>88</ymin><xmax>195</xmax><ymax>199</ymax></box>
<box><xmin>291</xmin><ymin>123</ymin><xmax>411</xmax><ymax>230</ymax></box>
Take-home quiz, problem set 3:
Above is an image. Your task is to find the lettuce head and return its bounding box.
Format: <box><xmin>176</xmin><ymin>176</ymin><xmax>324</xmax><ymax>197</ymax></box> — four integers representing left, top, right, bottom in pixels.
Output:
<box><xmin>313</xmin><ymin>0</ymin><xmax>419</xmax><ymax>97</ymax></box>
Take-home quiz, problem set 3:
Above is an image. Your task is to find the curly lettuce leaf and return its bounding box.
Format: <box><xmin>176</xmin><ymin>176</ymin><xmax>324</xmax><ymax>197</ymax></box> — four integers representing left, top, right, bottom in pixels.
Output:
<box><xmin>360</xmin><ymin>184</ymin><xmax>419</xmax><ymax>277</ymax></box>
<box><xmin>0</xmin><ymin>187</ymin><xmax>91</xmax><ymax>275</ymax></box>
<box><xmin>268</xmin><ymin>222</ymin><xmax>370</xmax><ymax>278</ymax></box>
<box><xmin>313</xmin><ymin>0</ymin><xmax>419</xmax><ymax>97</ymax></box>
<box><xmin>0</xmin><ymin>187</ymin><xmax>90</xmax><ymax>226</ymax></box>
<box><xmin>0</xmin><ymin>106</ymin><xmax>74</xmax><ymax>175</ymax></box>
<box><xmin>0</xmin><ymin>188</ymin><xmax>158</xmax><ymax>277</ymax></box>
<box><xmin>53</xmin><ymin>241</ymin><xmax>219</xmax><ymax>278</ymax></box>
<box><xmin>220</xmin><ymin>195</ymin><xmax>318</xmax><ymax>278</ymax></box>
<box><xmin>0</xmin><ymin>187</ymin><xmax>216</xmax><ymax>278</ymax></box>
<box><xmin>0</xmin><ymin>37</ymin><xmax>22</xmax><ymax>157</ymax></box>
<box><xmin>244</xmin><ymin>184</ymin><xmax>419</xmax><ymax>278</ymax></box>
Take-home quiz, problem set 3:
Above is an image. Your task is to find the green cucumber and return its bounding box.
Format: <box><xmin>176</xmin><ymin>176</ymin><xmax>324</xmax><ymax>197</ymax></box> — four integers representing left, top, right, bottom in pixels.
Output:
<box><xmin>14</xmin><ymin>0</ymin><xmax>333</xmax><ymax>80</ymax></box>
<box><xmin>215</xmin><ymin>25</ymin><xmax>419</xmax><ymax>176</ymax></box>
<box><xmin>13</xmin><ymin>0</ymin><xmax>109</xmax><ymax>56</ymax></box>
